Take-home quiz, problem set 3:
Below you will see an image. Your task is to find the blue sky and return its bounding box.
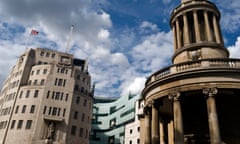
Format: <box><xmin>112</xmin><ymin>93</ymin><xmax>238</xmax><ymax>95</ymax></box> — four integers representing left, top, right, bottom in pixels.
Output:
<box><xmin>0</xmin><ymin>0</ymin><xmax>240</xmax><ymax>98</ymax></box>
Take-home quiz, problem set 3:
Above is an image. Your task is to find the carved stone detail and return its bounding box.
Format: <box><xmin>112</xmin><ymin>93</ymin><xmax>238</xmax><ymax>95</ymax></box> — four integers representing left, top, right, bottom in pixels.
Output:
<box><xmin>203</xmin><ymin>87</ymin><xmax>218</xmax><ymax>97</ymax></box>
<box><xmin>168</xmin><ymin>91</ymin><xmax>181</xmax><ymax>101</ymax></box>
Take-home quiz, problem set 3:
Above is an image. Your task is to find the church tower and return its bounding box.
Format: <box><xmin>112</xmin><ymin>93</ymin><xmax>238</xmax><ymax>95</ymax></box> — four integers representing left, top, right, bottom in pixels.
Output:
<box><xmin>140</xmin><ymin>0</ymin><xmax>240</xmax><ymax>144</ymax></box>
<box><xmin>170</xmin><ymin>0</ymin><xmax>228</xmax><ymax>64</ymax></box>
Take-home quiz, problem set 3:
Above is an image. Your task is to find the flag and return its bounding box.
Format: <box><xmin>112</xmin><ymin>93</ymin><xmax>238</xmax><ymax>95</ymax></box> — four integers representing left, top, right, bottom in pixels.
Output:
<box><xmin>31</xmin><ymin>30</ymin><xmax>39</xmax><ymax>35</ymax></box>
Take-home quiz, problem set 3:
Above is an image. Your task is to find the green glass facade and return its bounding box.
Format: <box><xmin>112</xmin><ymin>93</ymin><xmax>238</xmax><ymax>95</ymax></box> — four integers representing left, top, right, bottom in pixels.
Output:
<box><xmin>90</xmin><ymin>94</ymin><xmax>139</xmax><ymax>144</ymax></box>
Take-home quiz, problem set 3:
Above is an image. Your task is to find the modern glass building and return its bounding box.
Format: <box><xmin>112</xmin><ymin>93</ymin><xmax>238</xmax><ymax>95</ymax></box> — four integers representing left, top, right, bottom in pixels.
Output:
<box><xmin>90</xmin><ymin>93</ymin><xmax>139</xmax><ymax>144</ymax></box>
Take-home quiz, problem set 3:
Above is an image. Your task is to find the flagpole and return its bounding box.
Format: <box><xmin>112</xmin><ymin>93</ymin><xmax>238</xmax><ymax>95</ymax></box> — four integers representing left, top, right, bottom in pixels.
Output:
<box><xmin>25</xmin><ymin>32</ymin><xmax>31</xmax><ymax>50</ymax></box>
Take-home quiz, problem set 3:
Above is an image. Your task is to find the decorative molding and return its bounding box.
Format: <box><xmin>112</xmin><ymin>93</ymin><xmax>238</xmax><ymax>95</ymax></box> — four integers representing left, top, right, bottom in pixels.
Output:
<box><xmin>202</xmin><ymin>87</ymin><xmax>218</xmax><ymax>97</ymax></box>
<box><xmin>168</xmin><ymin>91</ymin><xmax>181</xmax><ymax>101</ymax></box>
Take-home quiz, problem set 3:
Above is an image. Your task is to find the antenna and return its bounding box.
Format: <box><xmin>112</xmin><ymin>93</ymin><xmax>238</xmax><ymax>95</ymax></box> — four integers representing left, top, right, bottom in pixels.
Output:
<box><xmin>65</xmin><ymin>25</ymin><xmax>74</xmax><ymax>53</ymax></box>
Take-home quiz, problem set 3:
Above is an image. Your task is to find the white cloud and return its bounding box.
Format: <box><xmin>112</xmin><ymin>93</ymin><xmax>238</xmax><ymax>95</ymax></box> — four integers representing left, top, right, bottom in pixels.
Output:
<box><xmin>228</xmin><ymin>36</ymin><xmax>240</xmax><ymax>58</ymax></box>
<box><xmin>121</xmin><ymin>77</ymin><xmax>146</xmax><ymax>96</ymax></box>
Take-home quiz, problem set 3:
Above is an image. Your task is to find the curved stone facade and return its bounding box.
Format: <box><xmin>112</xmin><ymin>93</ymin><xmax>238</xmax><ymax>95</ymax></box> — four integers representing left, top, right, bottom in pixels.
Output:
<box><xmin>141</xmin><ymin>0</ymin><xmax>240</xmax><ymax>144</ymax></box>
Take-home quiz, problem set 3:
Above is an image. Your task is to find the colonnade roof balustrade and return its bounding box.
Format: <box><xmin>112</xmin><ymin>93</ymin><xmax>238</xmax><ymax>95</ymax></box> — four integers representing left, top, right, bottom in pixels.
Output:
<box><xmin>145</xmin><ymin>58</ymin><xmax>240</xmax><ymax>86</ymax></box>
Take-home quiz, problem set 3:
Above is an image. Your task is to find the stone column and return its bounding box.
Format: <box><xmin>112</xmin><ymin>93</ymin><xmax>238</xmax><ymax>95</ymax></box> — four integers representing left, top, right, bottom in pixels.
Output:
<box><xmin>176</xmin><ymin>19</ymin><xmax>182</xmax><ymax>48</ymax></box>
<box><xmin>204</xmin><ymin>11</ymin><xmax>213</xmax><ymax>41</ymax></box>
<box><xmin>159</xmin><ymin>118</ymin><xmax>166</xmax><ymax>144</ymax></box>
<box><xmin>183</xmin><ymin>13</ymin><xmax>190</xmax><ymax>45</ymax></box>
<box><xmin>193</xmin><ymin>11</ymin><xmax>201</xmax><ymax>42</ymax></box>
<box><xmin>173</xmin><ymin>24</ymin><xmax>178</xmax><ymax>50</ymax></box>
<box><xmin>212</xmin><ymin>15</ymin><xmax>221</xmax><ymax>44</ymax></box>
<box><xmin>144</xmin><ymin>106</ymin><xmax>151</xmax><ymax>144</ymax></box>
<box><xmin>151</xmin><ymin>101</ymin><xmax>160</xmax><ymax>144</ymax></box>
<box><xmin>169</xmin><ymin>92</ymin><xmax>184</xmax><ymax>144</ymax></box>
<box><xmin>168</xmin><ymin>120</ymin><xmax>174</xmax><ymax>144</ymax></box>
<box><xmin>203</xmin><ymin>87</ymin><xmax>221</xmax><ymax>144</ymax></box>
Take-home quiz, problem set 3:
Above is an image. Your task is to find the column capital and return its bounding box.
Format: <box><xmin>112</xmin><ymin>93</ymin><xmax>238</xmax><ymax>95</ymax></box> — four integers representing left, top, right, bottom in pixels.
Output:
<box><xmin>203</xmin><ymin>87</ymin><xmax>218</xmax><ymax>97</ymax></box>
<box><xmin>168</xmin><ymin>91</ymin><xmax>181</xmax><ymax>101</ymax></box>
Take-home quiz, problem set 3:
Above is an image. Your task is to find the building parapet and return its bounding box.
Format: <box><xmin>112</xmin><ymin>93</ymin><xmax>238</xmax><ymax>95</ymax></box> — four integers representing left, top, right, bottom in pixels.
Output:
<box><xmin>146</xmin><ymin>58</ymin><xmax>240</xmax><ymax>85</ymax></box>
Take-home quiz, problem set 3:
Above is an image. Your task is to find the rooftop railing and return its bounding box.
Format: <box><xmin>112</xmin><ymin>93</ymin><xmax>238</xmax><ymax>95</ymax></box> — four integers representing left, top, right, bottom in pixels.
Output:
<box><xmin>146</xmin><ymin>58</ymin><xmax>240</xmax><ymax>85</ymax></box>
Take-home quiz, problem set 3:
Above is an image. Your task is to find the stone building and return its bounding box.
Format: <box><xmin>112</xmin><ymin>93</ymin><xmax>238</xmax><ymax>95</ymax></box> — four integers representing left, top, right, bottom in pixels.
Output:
<box><xmin>140</xmin><ymin>0</ymin><xmax>240</xmax><ymax>144</ymax></box>
<box><xmin>0</xmin><ymin>48</ymin><xmax>93</xmax><ymax>144</ymax></box>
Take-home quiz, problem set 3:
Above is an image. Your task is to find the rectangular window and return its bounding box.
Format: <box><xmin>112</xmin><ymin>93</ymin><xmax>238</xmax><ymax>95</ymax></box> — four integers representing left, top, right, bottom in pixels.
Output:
<box><xmin>22</xmin><ymin>105</ymin><xmax>26</xmax><ymax>113</ymax></box>
<box><xmin>30</xmin><ymin>105</ymin><xmax>35</xmax><ymax>113</ymax></box>
<box><xmin>79</xmin><ymin>128</ymin><xmax>83</xmax><ymax>137</ymax></box>
<box><xmin>63</xmin><ymin>79</ymin><xmax>66</xmax><ymax>87</ymax></box>
<box><xmin>25</xmin><ymin>120</ymin><xmax>32</xmax><ymax>129</ymax></box>
<box><xmin>58</xmin><ymin>108</ymin><xmax>61</xmax><ymax>116</ymax></box>
<box><xmin>43</xmin><ymin>106</ymin><xmax>47</xmax><ymax>114</ymax></box>
<box><xmin>52</xmin><ymin>91</ymin><xmax>55</xmax><ymax>99</ymax></box>
<box><xmin>83</xmin><ymin>99</ymin><xmax>87</xmax><ymax>107</ymax></box>
<box><xmin>51</xmin><ymin>53</ymin><xmax>55</xmax><ymax>58</ymax></box>
<box><xmin>55</xmin><ymin>78</ymin><xmax>58</xmax><ymax>86</ymax></box>
<box><xmin>15</xmin><ymin>105</ymin><xmax>19</xmax><ymax>113</ymax></box>
<box><xmin>71</xmin><ymin>125</ymin><xmax>76</xmax><ymax>136</ymax></box>
<box><xmin>46</xmin><ymin>52</ymin><xmax>50</xmax><ymax>57</ymax></box>
<box><xmin>40</xmin><ymin>79</ymin><xmax>45</xmax><ymax>85</ymax></box>
<box><xmin>81</xmin><ymin>113</ymin><xmax>85</xmax><ymax>122</ymax></box>
<box><xmin>40</xmin><ymin>51</ymin><xmax>44</xmax><ymax>56</ymax></box>
<box><xmin>19</xmin><ymin>91</ymin><xmax>23</xmax><ymax>99</ymax></box>
<box><xmin>36</xmin><ymin>70</ymin><xmax>40</xmax><ymax>75</ymax></box>
<box><xmin>26</xmin><ymin>90</ymin><xmax>30</xmax><ymax>98</ymax></box>
<box><xmin>52</xmin><ymin>107</ymin><xmax>57</xmax><ymax>116</ymax></box>
<box><xmin>76</xmin><ymin>96</ymin><xmax>80</xmax><ymax>104</ymax></box>
<box><xmin>43</xmin><ymin>69</ymin><xmax>47</xmax><ymax>74</ymax></box>
<box><xmin>74</xmin><ymin>111</ymin><xmax>78</xmax><ymax>119</ymax></box>
<box><xmin>55</xmin><ymin>92</ymin><xmax>60</xmax><ymax>100</ymax></box>
<box><xmin>47</xmin><ymin>91</ymin><xmax>50</xmax><ymax>99</ymax></box>
<box><xmin>17</xmin><ymin>120</ymin><xmax>23</xmax><ymax>129</ymax></box>
<box><xmin>34</xmin><ymin>80</ymin><xmax>37</xmax><ymax>85</ymax></box>
<box><xmin>48</xmin><ymin>107</ymin><xmax>52</xmax><ymax>115</ymax></box>
<box><xmin>65</xmin><ymin>94</ymin><xmax>68</xmax><ymax>101</ymax></box>
<box><xmin>10</xmin><ymin>120</ymin><xmax>16</xmax><ymax>129</ymax></box>
<box><xmin>34</xmin><ymin>90</ymin><xmax>39</xmax><ymax>98</ymax></box>
<box><xmin>58</xmin><ymin>79</ymin><xmax>63</xmax><ymax>86</ymax></box>
<box><xmin>60</xmin><ymin>93</ymin><xmax>64</xmax><ymax>100</ymax></box>
<box><xmin>63</xmin><ymin>108</ymin><xmax>66</xmax><ymax>117</ymax></box>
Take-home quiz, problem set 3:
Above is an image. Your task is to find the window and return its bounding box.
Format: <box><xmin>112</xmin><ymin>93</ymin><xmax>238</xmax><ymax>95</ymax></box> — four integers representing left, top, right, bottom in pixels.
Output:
<box><xmin>26</xmin><ymin>90</ymin><xmax>30</xmax><ymax>98</ymax></box>
<box><xmin>40</xmin><ymin>51</ymin><xmax>44</xmax><ymax>56</ymax></box>
<box><xmin>40</xmin><ymin>79</ymin><xmax>45</xmax><ymax>85</ymax></box>
<box><xmin>28</xmin><ymin>80</ymin><xmax>32</xmax><ymax>85</ymax></box>
<box><xmin>51</xmin><ymin>53</ymin><xmax>55</xmax><ymax>58</ymax></box>
<box><xmin>130</xmin><ymin>129</ymin><xmax>132</xmax><ymax>134</ymax></box>
<box><xmin>15</xmin><ymin>105</ymin><xmax>19</xmax><ymax>113</ymax></box>
<box><xmin>48</xmin><ymin>107</ymin><xmax>52</xmax><ymax>115</ymax></box>
<box><xmin>31</xmin><ymin>71</ymin><xmax>34</xmax><ymax>75</ymax></box>
<box><xmin>109</xmin><ymin>118</ymin><xmax>116</xmax><ymax>128</ymax></box>
<box><xmin>58</xmin><ymin>79</ymin><xmax>63</xmax><ymax>86</ymax></box>
<box><xmin>52</xmin><ymin>91</ymin><xmax>55</xmax><ymax>99</ymax></box>
<box><xmin>17</xmin><ymin>120</ymin><xmax>23</xmax><ymax>129</ymax></box>
<box><xmin>55</xmin><ymin>92</ymin><xmax>60</xmax><ymax>100</ymax></box>
<box><xmin>46</xmin><ymin>52</ymin><xmax>50</xmax><ymax>57</ymax></box>
<box><xmin>83</xmin><ymin>99</ymin><xmax>87</xmax><ymax>107</ymax></box>
<box><xmin>25</xmin><ymin>120</ymin><xmax>32</xmax><ymax>129</ymax></box>
<box><xmin>36</xmin><ymin>70</ymin><xmax>40</xmax><ymax>75</ymax></box>
<box><xmin>19</xmin><ymin>91</ymin><xmax>23</xmax><ymax>99</ymax></box>
<box><xmin>74</xmin><ymin>111</ymin><xmax>78</xmax><ymax>119</ymax></box>
<box><xmin>54</xmin><ymin>78</ymin><xmax>58</xmax><ymax>85</ymax></box>
<box><xmin>81</xmin><ymin>113</ymin><xmax>85</xmax><ymax>122</ymax></box>
<box><xmin>34</xmin><ymin>90</ymin><xmax>39</xmax><ymax>98</ymax></box>
<box><xmin>22</xmin><ymin>105</ymin><xmax>26</xmax><ymax>113</ymax></box>
<box><xmin>30</xmin><ymin>105</ymin><xmax>35</xmax><ymax>113</ymax></box>
<box><xmin>34</xmin><ymin>80</ymin><xmax>37</xmax><ymax>85</ymax></box>
<box><xmin>52</xmin><ymin>107</ymin><xmax>57</xmax><ymax>116</ymax></box>
<box><xmin>63</xmin><ymin>79</ymin><xmax>66</xmax><ymax>86</ymax></box>
<box><xmin>43</xmin><ymin>69</ymin><xmax>47</xmax><ymax>74</ymax></box>
<box><xmin>137</xmin><ymin>126</ymin><xmax>140</xmax><ymax>132</ymax></box>
<box><xmin>43</xmin><ymin>106</ymin><xmax>47</xmax><ymax>114</ymax></box>
<box><xmin>129</xmin><ymin>140</ymin><xmax>132</xmax><ymax>144</ymax></box>
<box><xmin>10</xmin><ymin>120</ymin><xmax>16</xmax><ymax>129</ymax></box>
<box><xmin>60</xmin><ymin>93</ymin><xmax>64</xmax><ymax>100</ymax></box>
<box><xmin>76</xmin><ymin>96</ymin><xmax>80</xmax><ymax>104</ymax></box>
<box><xmin>79</xmin><ymin>128</ymin><xmax>83</xmax><ymax>137</ymax></box>
<box><xmin>137</xmin><ymin>138</ymin><xmax>140</xmax><ymax>144</ymax></box>
<box><xmin>47</xmin><ymin>91</ymin><xmax>50</xmax><ymax>99</ymax></box>
<box><xmin>58</xmin><ymin>108</ymin><xmax>61</xmax><ymax>116</ymax></box>
<box><xmin>71</xmin><ymin>125</ymin><xmax>76</xmax><ymax>135</ymax></box>
<box><xmin>63</xmin><ymin>108</ymin><xmax>66</xmax><ymax>117</ymax></box>
<box><xmin>65</xmin><ymin>94</ymin><xmax>68</xmax><ymax>101</ymax></box>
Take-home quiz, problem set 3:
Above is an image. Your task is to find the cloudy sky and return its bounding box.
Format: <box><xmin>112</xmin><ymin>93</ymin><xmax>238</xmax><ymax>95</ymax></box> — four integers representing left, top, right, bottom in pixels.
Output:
<box><xmin>0</xmin><ymin>0</ymin><xmax>239</xmax><ymax>98</ymax></box>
